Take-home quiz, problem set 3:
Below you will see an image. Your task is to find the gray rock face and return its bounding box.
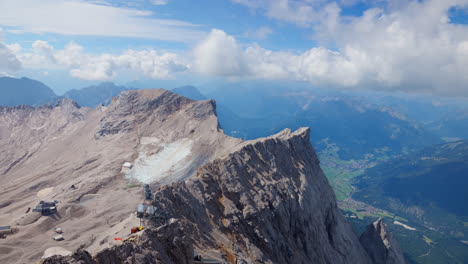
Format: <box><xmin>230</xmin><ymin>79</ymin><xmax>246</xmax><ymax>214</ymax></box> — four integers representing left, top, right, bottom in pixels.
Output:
<box><xmin>360</xmin><ymin>218</ymin><xmax>407</xmax><ymax>264</ymax></box>
<box><xmin>149</xmin><ymin>128</ymin><xmax>373</xmax><ymax>264</ymax></box>
<box><xmin>41</xmin><ymin>219</ymin><xmax>194</xmax><ymax>264</ymax></box>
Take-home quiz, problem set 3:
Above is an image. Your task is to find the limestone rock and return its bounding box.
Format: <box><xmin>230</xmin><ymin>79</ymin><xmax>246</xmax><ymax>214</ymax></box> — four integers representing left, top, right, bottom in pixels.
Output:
<box><xmin>360</xmin><ymin>218</ymin><xmax>407</xmax><ymax>264</ymax></box>
<box><xmin>150</xmin><ymin>127</ymin><xmax>373</xmax><ymax>264</ymax></box>
<box><xmin>41</xmin><ymin>219</ymin><xmax>194</xmax><ymax>264</ymax></box>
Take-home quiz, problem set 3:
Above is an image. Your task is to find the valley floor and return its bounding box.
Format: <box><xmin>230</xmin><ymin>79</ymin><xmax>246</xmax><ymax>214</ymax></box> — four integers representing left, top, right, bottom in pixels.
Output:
<box><xmin>320</xmin><ymin>148</ymin><xmax>468</xmax><ymax>264</ymax></box>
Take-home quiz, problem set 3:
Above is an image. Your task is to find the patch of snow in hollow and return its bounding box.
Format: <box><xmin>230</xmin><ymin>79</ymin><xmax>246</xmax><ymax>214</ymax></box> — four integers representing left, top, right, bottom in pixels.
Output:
<box><xmin>140</xmin><ymin>137</ymin><xmax>161</xmax><ymax>145</ymax></box>
<box><xmin>126</xmin><ymin>138</ymin><xmax>193</xmax><ymax>184</ymax></box>
<box><xmin>122</xmin><ymin>162</ymin><xmax>133</xmax><ymax>168</ymax></box>
<box><xmin>42</xmin><ymin>247</ymin><xmax>72</xmax><ymax>259</ymax></box>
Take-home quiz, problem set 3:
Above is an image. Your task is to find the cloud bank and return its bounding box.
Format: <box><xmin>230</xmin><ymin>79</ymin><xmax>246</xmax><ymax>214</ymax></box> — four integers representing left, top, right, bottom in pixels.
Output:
<box><xmin>0</xmin><ymin>28</ymin><xmax>22</xmax><ymax>75</ymax></box>
<box><xmin>18</xmin><ymin>41</ymin><xmax>189</xmax><ymax>80</ymax></box>
<box><xmin>197</xmin><ymin>0</ymin><xmax>468</xmax><ymax>96</ymax></box>
<box><xmin>3</xmin><ymin>0</ymin><xmax>468</xmax><ymax>96</ymax></box>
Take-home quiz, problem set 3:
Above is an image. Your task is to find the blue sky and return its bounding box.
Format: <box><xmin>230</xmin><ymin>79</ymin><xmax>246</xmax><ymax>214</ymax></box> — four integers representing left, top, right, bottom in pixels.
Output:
<box><xmin>1</xmin><ymin>0</ymin><xmax>468</xmax><ymax>96</ymax></box>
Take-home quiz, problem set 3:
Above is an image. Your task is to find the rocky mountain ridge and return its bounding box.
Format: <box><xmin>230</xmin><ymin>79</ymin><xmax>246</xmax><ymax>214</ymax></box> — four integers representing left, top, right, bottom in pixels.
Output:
<box><xmin>0</xmin><ymin>89</ymin><xmax>406</xmax><ymax>263</ymax></box>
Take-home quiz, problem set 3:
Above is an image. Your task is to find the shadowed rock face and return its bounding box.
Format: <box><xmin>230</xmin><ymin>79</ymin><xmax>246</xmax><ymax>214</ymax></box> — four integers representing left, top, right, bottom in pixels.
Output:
<box><xmin>360</xmin><ymin>218</ymin><xmax>407</xmax><ymax>264</ymax></box>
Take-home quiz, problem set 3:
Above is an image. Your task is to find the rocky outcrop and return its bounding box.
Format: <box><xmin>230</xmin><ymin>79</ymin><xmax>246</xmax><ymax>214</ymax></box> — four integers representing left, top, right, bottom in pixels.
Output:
<box><xmin>41</xmin><ymin>219</ymin><xmax>194</xmax><ymax>264</ymax></box>
<box><xmin>147</xmin><ymin>127</ymin><xmax>373</xmax><ymax>263</ymax></box>
<box><xmin>360</xmin><ymin>218</ymin><xmax>407</xmax><ymax>264</ymax></box>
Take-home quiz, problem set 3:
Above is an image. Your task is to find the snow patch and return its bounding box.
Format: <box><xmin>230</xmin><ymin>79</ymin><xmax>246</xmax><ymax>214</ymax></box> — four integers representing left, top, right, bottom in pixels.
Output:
<box><xmin>140</xmin><ymin>137</ymin><xmax>161</xmax><ymax>145</ymax></box>
<box><xmin>42</xmin><ymin>247</ymin><xmax>72</xmax><ymax>259</ymax></box>
<box><xmin>126</xmin><ymin>138</ymin><xmax>193</xmax><ymax>184</ymax></box>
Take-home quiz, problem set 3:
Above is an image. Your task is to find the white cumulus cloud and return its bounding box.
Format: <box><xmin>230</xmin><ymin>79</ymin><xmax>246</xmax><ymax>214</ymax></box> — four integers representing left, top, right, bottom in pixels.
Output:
<box><xmin>193</xmin><ymin>30</ymin><xmax>366</xmax><ymax>85</ymax></box>
<box><xmin>0</xmin><ymin>28</ymin><xmax>22</xmax><ymax>74</ymax></box>
<box><xmin>18</xmin><ymin>41</ymin><xmax>189</xmax><ymax>81</ymax></box>
<box><xmin>194</xmin><ymin>29</ymin><xmax>248</xmax><ymax>76</ymax></box>
<box><xmin>199</xmin><ymin>1</ymin><xmax>468</xmax><ymax>96</ymax></box>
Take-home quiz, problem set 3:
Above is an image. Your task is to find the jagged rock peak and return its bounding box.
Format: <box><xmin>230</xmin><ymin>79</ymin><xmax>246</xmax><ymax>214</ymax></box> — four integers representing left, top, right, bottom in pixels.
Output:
<box><xmin>96</xmin><ymin>89</ymin><xmax>219</xmax><ymax>138</ymax></box>
<box><xmin>109</xmin><ymin>89</ymin><xmax>216</xmax><ymax>114</ymax></box>
<box><xmin>360</xmin><ymin>218</ymin><xmax>407</xmax><ymax>264</ymax></box>
<box><xmin>113</xmin><ymin>89</ymin><xmax>218</xmax><ymax>120</ymax></box>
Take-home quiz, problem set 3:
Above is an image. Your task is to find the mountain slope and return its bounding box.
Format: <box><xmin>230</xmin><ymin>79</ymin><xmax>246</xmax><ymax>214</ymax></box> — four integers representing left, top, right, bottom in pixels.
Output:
<box><xmin>0</xmin><ymin>89</ymin><xmax>405</xmax><ymax>263</ymax></box>
<box><xmin>0</xmin><ymin>77</ymin><xmax>57</xmax><ymax>106</ymax></box>
<box><xmin>0</xmin><ymin>89</ymin><xmax>239</xmax><ymax>263</ymax></box>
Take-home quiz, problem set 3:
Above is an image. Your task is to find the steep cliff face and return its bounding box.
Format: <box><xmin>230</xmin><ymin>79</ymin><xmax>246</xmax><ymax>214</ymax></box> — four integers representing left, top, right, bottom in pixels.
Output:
<box><xmin>0</xmin><ymin>88</ymin><xmax>405</xmax><ymax>264</ymax></box>
<box><xmin>360</xmin><ymin>218</ymin><xmax>407</xmax><ymax>264</ymax></box>
<box><xmin>150</xmin><ymin>127</ymin><xmax>372</xmax><ymax>263</ymax></box>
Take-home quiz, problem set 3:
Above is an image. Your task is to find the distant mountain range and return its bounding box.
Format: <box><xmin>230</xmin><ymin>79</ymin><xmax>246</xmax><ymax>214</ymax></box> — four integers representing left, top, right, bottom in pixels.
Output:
<box><xmin>0</xmin><ymin>77</ymin><xmax>135</xmax><ymax>108</ymax></box>
<box><xmin>0</xmin><ymin>77</ymin><xmax>58</xmax><ymax>106</ymax></box>
<box><xmin>202</xmin><ymin>85</ymin><xmax>444</xmax><ymax>159</ymax></box>
<box><xmin>280</xmin><ymin>99</ymin><xmax>442</xmax><ymax>160</ymax></box>
<box><xmin>63</xmin><ymin>82</ymin><xmax>134</xmax><ymax>107</ymax></box>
